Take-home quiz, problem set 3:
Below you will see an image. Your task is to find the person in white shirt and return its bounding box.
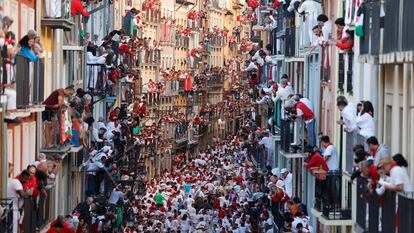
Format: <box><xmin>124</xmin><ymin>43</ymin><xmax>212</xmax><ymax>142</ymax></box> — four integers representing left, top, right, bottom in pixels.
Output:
<box><xmin>298</xmin><ymin>0</ymin><xmax>323</xmax><ymax>43</ymax></box>
<box><xmin>320</xmin><ymin>135</ymin><xmax>338</xmax><ymax>171</ymax></box>
<box><xmin>185</xmin><ymin>194</ymin><xmax>195</xmax><ymax>207</ymax></box>
<box><xmin>262</xmin><ymin>212</ymin><xmax>274</xmax><ymax>233</ymax></box>
<box><xmin>272</xmin><ymin>78</ymin><xmax>294</xmax><ymax>103</ymax></box>
<box><xmin>355</xmin><ymin>101</ymin><xmax>375</xmax><ymax>138</ymax></box>
<box><xmin>287</xmin><ymin>0</ymin><xmax>301</xmax><ymax>12</ymax></box>
<box><xmin>85</xmin><ymin>156</ymin><xmax>105</xmax><ymax>195</ymax></box>
<box><xmin>4</xmin><ymin>81</ymin><xmax>17</xmax><ymax>122</ymax></box>
<box><xmin>256</xmin><ymin>90</ymin><xmax>272</xmax><ymax>105</ymax></box>
<box><xmin>259</xmin><ymin>132</ymin><xmax>274</xmax><ymax>166</ymax></box>
<box><xmin>108</xmin><ymin>186</ymin><xmax>125</xmax><ymax>205</ymax></box>
<box><xmin>317</xmin><ymin>14</ymin><xmax>333</xmax><ymax>43</ymax></box>
<box><xmin>281</xmin><ymin>168</ymin><xmax>293</xmax><ymax>197</ymax></box>
<box><xmin>379</xmin><ymin>157</ymin><xmax>413</xmax><ymax>192</ymax></box>
<box><xmin>244</xmin><ymin>60</ymin><xmax>258</xmax><ymax>72</ymax></box>
<box><xmin>336</xmin><ymin>96</ymin><xmax>357</xmax><ymax>132</ymax></box>
<box><xmin>7</xmin><ymin>170</ymin><xmax>32</xmax><ymax>233</ymax></box>
<box><xmin>265</xmin><ymin>15</ymin><xmax>277</xmax><ymax>31</ymax></box>
<box><xmin>272</xmin><ymin>78</ymin><xmax>294</xmax><ymax>123</ymax></box>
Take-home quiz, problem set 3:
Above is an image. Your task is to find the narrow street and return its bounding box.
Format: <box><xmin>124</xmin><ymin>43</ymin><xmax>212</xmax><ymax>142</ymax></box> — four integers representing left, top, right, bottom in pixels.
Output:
<box><xmin>2</xmin><ymin>0</ymin><xmax>414</xmax><ymax>233</ymax></box>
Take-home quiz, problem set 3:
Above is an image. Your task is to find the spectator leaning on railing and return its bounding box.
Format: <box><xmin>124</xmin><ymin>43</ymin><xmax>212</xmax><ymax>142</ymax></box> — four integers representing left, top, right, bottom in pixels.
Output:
<box><xmin>42</xmin><ymin>85</ymin><xmax>75</xmax><ymax>148</ymax></box>
<box><xmin>356</xmin><ymin>101</ymin><xmax>375</xmax><ymax>138</ymax></box>
<box><xmin>377</xmin><ymin>157</ymin><xmax>413</xmax><ymax>193</ymax></box>
<box><xmin>17</xmin><ymin>30</ymin><xmax>38</xmax><ymax>62</ymax></box>
<box><xmin>336</xmin><ymin>96</ymin><xmax>357</xmax><ymax>133</ymax></box>
<box><xmin>303</xmin><ymin>145</ymin><xmax>328</xmax><ymax>171</ymax></box>
<box><xmin>366</xmin><ymin>136</ymin><xmax>389</xmax><ymax>166</ymax></box>
<box><xmin>320</xmin><ymin>135</ymin><xmax>339</xmax><ymax>171</ymax></box>
<box><xmin>7</xmin><ymin>170</ymin><xmax>32</xmax><ymax>233</ymax></box>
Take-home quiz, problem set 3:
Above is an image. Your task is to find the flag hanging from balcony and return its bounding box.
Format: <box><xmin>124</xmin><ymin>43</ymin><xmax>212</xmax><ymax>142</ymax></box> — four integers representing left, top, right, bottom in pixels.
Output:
<box><xmin>345</xmin><ymin>0</ymin><xmax>354</xmax><ymax>25</ymax></box>
<box><xmin>355</xmin><ymin>1</ymin><xmax>365</xmax><ymax>37</ymax></box>
<box><xmin>184</xmin><ymin>76</ymin><xmax>192</xmax><ymax>91</ymax></box>
<box><xmin>60</xmin><ymin>111</ymin><xmax>66</xmax><ymax>145</ymax></box>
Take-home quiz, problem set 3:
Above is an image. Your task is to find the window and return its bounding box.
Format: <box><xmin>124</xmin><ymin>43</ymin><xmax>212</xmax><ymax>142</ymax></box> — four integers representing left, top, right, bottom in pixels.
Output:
<box><xmin>385</xmin><ymin>105</ymin><xmax>392</xmax><ymax>148</ymax></box>
<box><xmin>346</xmin><ymin>52</ymin><xmax>354</xmax><ymax>93</ymax></box>
<box><xmin>338</xmin><ymin>53</ymin><xmax>345</xmax><ymax>91</ymax></box>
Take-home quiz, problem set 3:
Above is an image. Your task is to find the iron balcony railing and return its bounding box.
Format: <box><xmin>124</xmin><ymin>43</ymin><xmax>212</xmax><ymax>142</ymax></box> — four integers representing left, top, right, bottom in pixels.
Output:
<box><xmin>355</xmin><ymin>177</ymin><xmax>414</xmax><ymax>232</ymax></box>
<box><xmin>359</xmin><ymin>0</ymin><xmax>381</xmax><ymax>55</ymax></box>
<box><xmin>0</xmin><ymin>199</ymin><xmax>13</xmax><ymax>233</ymax></box>
<box><xmin>298</xmin><ymin>13</ymin><xmax>319</xmax><ymax>51</ymax></box>
<box><xmin>275</xmin><ymin>6</ymin><xmax>285</xmax><ymax>33</ymax></box>
<box><xmin>1</xmin><ymin>195</ymin><xmax>50</xmax><ymax>233</ymax></box>
<box><xmin>314</xmin><ymin>171</ymin><xmax>352</xmax><ymax>220</ymax></box>
<box><xmin>15</xmin><ymin>55</ymin><xmax>45</xmax><ymax>108</ymax></box>
<box><xmin>344</xmin><ymin>132</ymin><xmax>367</xmax><ymax>173</ymax></box>
<box><xmin>160</xmin><ymin>24</ymin><xmax>176</xmax><ymax>43</ymax></box>
<box><xmin>211</xmin><ymin>0</ymin><xmax>221</xmax><ymax>9</ymax></box>
<box><xmin>176</xmin><ymin>0</ymin><xmax>196</xmax><ymax>5</ymax></box>
<box><xmin>175</xmin><ymin>36</ymin><xmax>190</xmax><ymax>48</ymax></box>
<box><xmin>120</xmin><ymin>53</ymin><xmax>140</xmax><ymax>70</ymax></box>
<box><xmin>41</xmin><ymin>109</ymin><xmax>72</xmax><ymax>151</ymax></box>
<box><xmin>143</xmin><ymin>50</ymin><xmax>161</xmax><ymax>65</ymax></box>
<box><xmin>41</xmin><ymin>0</ymin><xmax>74</xmax><ymax>30</ymax></box>
<box><xmin>145</xmin><ymin>8</ymin><xmax>161</xmax><ymax>24</ymax></box>
<box><xmin>285</xmin><ymin>27</ymin><xmax>296</xmax><ymax>57</ymax></box>
<box><xmin>210</xmin><ymin>36</ymin><xmax>226</xmax><ymax>47</ymax></box>
<box><xmin>248</xmin><ymin>141</ymin><xmax>267</xmax><ymax>170</ymax></box>
<box><xmin>207</xmin><ymin>74</ymin><xmax>224</xmax><ymax>87</ymax></box>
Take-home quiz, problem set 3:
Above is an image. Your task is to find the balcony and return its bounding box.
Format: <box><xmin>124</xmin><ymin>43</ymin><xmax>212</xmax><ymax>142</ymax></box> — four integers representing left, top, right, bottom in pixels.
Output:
<box><xmin>344</xmin><ymin>132</ymin><xmax>367</xmax><ymax>174</ymax></box>
<box><xmin>40</xmin><ymin>109</ymin><xmax>72</xmax><ymax>154</ymax></box>
<box><xmin>210</xmin><ymin>36</ymin><xmax>225</xmax><ymax>48</ymax></box>
<box><xmin>275</xmin><ymin>6</ymin><xmax>285</xmax><ymax>34</ymax></box>
<box><xmin>145</xmin><ymin>9</ymin><xmax>161</xmax><ymax>25</ymax></box>
<box><xmin>279</xmin><ymin>119</ymin><xmax>303</xmax><ymax>158</ymax></box>
<box><xmin>298</xmin><ymin>14</ymin><xmax>318</xmax><ymax>52</ymax></box>
<box><xmin>355</xmin><ymin>177</ymin><xmax>414</xmax><ymax>233</ymax></box>
<box><xmin>41</xmin><ymin>0</ymin><xmax>74</xmax><ymax>30</ymax></box>
<box><xmin>174</xmin><ymin>124</ymin><xmax>188</xmax><ymax>149</ymax></box>
<box><xmin>121</xmin><ymin>53</ymin><xmax>140</xmax><ymax>70</ymax></box>
<box><xmin>14</xmin><ymin>56</ymin><xmax>45</xmax><ymax>114</ymax></box>
<box><xmin>160</xmin><ymin>25</ymin><xmax>175</xmax><ymax>44</ymax></box>
<box><xmin>175</xmin><ymin>36</ymin><xmax>189</xmax><ymax>49</ymax></box>
<box><xmin>312</xmin><ymin>172</ymin><xmax>352</xmax><ymax>224</ymax></box>
<box><xmin>142</xmin><ymin>50</ymin><xmax>161</xmax><ymax>66</ymax></box>
<box><xmin>285</xmin><ymin>27</ymin><xmax>296</xmax><ymax>57</ymax></box>
<box><xmin>381</xmin><ymin>0</ymin><xmax>414</xmax><ymax>62</ymax></box>
<box><xmin>359</xmin><ymin>0</ymin><xmax>381</xmax><ymax>56</ymax></box>
<box><xmin>248</xmin><ymin>142</ymin><xmax>267</xmax><ymax>170</ymax></box>
<box><xmin>0</xmin><ymin>195</ymin><xmax>52</xmax><ymax>232</ymax></box>
<box><xmin>188</xmin><ymin>127</ymin><xmax>199</xmax><ymax>144</ymax></box>
<box><xmin>210</xmin><ymin>0</ymin><xmax>222</xmax><ymax>9</ymax></box>
<box><xmin>207</xmin><ymin>74</ymin><xmax>224</xmax><ymax>88</ymax></box>
<box><xmin>176</xmin><ymin>0</ymin><xmax>196</xmax><ymax>6</ymax></box>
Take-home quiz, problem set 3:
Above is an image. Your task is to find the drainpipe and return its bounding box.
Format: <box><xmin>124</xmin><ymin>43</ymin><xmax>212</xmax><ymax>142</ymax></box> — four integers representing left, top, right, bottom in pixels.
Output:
<box><xmin>1</xmin><ymin>100</ymin><xmax>6</xmax><ymax>198</ymax></box>
<box><xmin>53</xmin><ymin>30</ymin><xmax>60</xmax><ymax>89</ymax></box>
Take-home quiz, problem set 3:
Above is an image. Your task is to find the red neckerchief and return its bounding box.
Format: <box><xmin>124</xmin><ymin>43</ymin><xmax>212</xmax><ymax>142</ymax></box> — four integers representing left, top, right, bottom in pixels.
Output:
<box><xmin>324</xmin><ymin>143</ymin><xmax>333</xmax><ymax>149</ymax></box>
<box><xmin>371</xmin><ymin>145</ymin><xmax>379</xmax><ymax>157</ymax></box>
<box><xmin>386</xmin><ymin>162</ymin><xmax>397</xmax><ymax>175</ymax></box>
